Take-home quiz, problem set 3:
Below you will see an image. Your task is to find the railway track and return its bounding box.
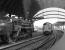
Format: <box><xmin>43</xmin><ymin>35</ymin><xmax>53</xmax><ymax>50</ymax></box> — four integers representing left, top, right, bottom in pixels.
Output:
<box><xmin>0</xmin><ymin>35</ymin><xmax>52</xmax><ymax>50</ymax></box>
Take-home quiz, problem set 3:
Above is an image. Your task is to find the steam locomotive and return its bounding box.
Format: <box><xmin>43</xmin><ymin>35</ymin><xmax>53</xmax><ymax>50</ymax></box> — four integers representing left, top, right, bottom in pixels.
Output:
<box><xmin>0</xmin><ymin>18</ymin><xmax>34</xmax><ymax>45</ymax></box>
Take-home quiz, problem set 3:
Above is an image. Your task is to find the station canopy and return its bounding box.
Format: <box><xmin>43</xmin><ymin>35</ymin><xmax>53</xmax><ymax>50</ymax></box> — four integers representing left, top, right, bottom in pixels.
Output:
<box><xmin>33</xmin><ymin>7</ymin><xmax>65</xmax><ymax>19</ymax></box>
<box><xmin>33</xmin><ymin>7</ymin><xmax>65</xmax><ymax>31</ymax></box>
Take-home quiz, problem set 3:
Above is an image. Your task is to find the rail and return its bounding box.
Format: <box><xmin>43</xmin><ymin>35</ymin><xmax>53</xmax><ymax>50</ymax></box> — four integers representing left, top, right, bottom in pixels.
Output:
<box><xmin>0</xmin><ymin>35</ymin><xmax>54</xmax><ymax>50</ymax></box>
<box><xmin>0</xmin><ymin>35</ymin><xmax>43</xmax><ymax>50</ymax></box>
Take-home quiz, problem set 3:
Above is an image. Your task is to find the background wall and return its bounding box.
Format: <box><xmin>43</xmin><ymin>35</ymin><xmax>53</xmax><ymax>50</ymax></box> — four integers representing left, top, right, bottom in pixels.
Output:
<box><xmin>37</xmin><ymin>0</ymin><xmax>65</xmax><ymax>9</ymax></box>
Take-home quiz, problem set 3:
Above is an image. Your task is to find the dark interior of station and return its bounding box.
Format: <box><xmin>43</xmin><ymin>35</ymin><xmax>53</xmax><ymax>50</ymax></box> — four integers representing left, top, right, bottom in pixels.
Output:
<box><xmin>0</xmin><ymin>0</ymin><xmax>41</xmax><ymax>45</ymax></box>
<box><xmin>0</xmin><ymin>0</ymin><xmax>41</xmax><ymax>19</ymax></box>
